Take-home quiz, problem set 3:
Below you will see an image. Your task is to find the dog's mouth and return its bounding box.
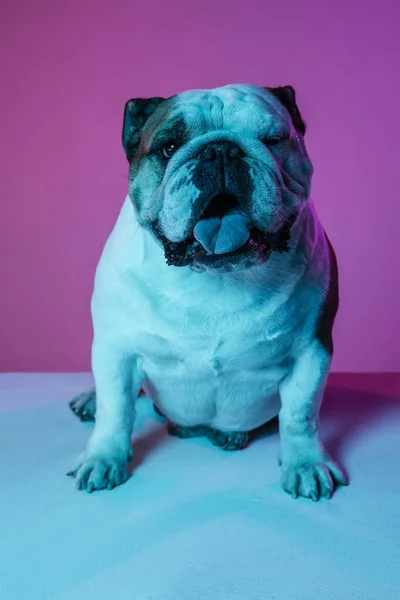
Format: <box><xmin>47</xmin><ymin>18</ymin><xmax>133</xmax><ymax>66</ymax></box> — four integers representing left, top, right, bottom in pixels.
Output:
<box><xmin>161</xmin><ymin>194</ymin><xmax>296</xmax><ymax>269</ymax></box>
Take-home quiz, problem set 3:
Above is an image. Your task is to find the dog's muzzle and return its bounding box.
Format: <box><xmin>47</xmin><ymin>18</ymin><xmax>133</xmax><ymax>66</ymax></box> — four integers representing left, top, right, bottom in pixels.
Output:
<box><xmin>160</xmin><ymin>195</ymin><xmax>297</xmax><ymax>269</ymax></box>
<box><xmin>156</xmin><ymin>140</ymin><xmax>297</xmax><ymax>270</ymax></box>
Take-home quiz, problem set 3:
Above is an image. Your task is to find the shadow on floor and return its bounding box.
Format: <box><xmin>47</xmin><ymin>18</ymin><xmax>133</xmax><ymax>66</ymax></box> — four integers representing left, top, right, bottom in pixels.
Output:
<box><xmin>321</xmin><ymin>383</ymin><xmax>400</xmax><ymax>464</ymax></box>
<box><xmin>129</xmin><ymin>423</ymin><xmax>169</xmax><ymax>473</ymax></box>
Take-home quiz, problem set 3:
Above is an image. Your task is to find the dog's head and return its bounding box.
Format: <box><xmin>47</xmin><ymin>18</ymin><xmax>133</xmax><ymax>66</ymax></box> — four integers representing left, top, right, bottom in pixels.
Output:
<box><xmin>122</xmin><ymin>84</ymin><xmax>313</xmax><ymax>273</ymax></box>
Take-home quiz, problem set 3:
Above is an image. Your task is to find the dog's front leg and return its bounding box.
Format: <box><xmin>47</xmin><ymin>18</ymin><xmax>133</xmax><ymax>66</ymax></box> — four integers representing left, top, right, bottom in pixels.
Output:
<box><xmin>68</xmin><ymin>340</ymin><xmax>142</xmax><ymax>492</ymax></box>
<box><xmin>278</xmin><ymin>343</ymin><xmax>348</xmax><ymax>501</ymax></box>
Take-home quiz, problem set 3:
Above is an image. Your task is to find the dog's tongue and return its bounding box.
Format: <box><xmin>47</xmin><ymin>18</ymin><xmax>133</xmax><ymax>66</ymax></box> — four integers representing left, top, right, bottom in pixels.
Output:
<box><xmin>193</xmin><ymin>210</ymin><xmax>251</xmax><ymax>255</ymax></box>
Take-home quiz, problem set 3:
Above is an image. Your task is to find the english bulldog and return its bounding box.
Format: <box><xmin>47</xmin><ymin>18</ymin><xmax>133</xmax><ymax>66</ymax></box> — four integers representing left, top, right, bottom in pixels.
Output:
<box><xmin>68</xmin><ymin>84</ymin><xmax>348</xmax><ymax>501</ymax></box>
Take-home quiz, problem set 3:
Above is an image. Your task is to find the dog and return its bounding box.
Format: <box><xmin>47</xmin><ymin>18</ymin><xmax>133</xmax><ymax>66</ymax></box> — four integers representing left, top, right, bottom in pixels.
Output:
<box><xmin>68</xmin><ymin>83</ymin><xmax>348</xmax><ymax>500</ymax></box>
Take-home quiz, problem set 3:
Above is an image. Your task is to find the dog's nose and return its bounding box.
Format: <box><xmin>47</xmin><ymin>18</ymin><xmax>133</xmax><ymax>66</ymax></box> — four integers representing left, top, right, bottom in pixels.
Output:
<box><xmin>196</xmin><ymin>141</ymin><xmax>244</xmax><ymax>161</ymax></box>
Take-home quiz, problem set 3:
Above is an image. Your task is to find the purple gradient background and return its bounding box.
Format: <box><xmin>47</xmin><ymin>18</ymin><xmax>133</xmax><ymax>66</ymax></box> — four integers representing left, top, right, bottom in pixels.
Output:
<box><xmin>0</xmin><ymin>0</ymin><xmax>399</xmax><ymax>372</ymax></box>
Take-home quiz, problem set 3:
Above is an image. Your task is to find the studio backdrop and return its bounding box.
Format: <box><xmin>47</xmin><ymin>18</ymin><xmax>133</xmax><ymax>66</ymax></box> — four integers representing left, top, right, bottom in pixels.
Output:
<box><xmin>1</xmin><ymin>0</ymin><xmax>399</xmax><ymax>372</ymax></box>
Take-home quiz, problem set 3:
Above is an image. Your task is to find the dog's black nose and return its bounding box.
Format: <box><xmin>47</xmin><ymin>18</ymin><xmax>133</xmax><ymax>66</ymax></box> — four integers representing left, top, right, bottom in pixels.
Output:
<box><xmin>197</xmin><ymin>141</ymin><xmax>244</xmax><ymax>161</ymax></box>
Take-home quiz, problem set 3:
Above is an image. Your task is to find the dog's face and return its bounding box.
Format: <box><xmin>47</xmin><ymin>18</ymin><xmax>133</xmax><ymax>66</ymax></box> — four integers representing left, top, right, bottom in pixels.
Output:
<box><xmin>122</xmin><ymin>84</ymin><xmax>313</xmax><ymax>273</ymax></box>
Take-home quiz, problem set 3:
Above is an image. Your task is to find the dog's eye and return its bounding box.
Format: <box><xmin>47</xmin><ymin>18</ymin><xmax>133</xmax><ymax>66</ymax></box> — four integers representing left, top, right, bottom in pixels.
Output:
<box><xmin>262</xmin><ymin>135</ymin><xmax>289</xmax><ymax>148</ymax></box>
<box><xmin>263</xmin><ymin>136</ymin><xmax>284</xmax><ymax>147</ymax></box>
<box><xmin>162</xmin><ymin>141</ymin><xmax>177</xmax><ymax>159</ymax></box>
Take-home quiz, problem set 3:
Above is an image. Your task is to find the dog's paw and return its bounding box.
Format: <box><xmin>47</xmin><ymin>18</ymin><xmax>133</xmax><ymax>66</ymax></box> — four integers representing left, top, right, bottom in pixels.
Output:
<box><xmin>280</xmin><ymin>452</ymin><xmax>348</xmax><ymax>501</ymax></box>
<box><xmin>69</xmin><ymin>390</ymin><xmax>96</xmax><ymax>422</ymax></box>
<box><xmin>67</xmin><ymin>451</ymin><xmax>130</xmax><ymax>492</ymax></box>
<box><xmin>209</xmin><ymin>429</ymin><xmax>249</xmax><ymax>451</ymax></box>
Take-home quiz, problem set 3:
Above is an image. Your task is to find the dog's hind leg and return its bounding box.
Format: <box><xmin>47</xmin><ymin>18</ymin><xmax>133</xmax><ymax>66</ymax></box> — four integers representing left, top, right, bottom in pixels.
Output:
<box><xmin>167</xmin><ymin>421</ymin><xmax>210</xmax><ymax>439</ymax></box>
<box><xmin>70</xmin><ymin>392</ymin><xmax>165</xmax><ymax>423</ymax></box>
<box><xmin>69</xmin><ymin>389</ymin><xmax>97</xmax><ymax>422</ymax></box>
<box><xmin>208</xmin><ymin>429</ymin><xmax>249</xmax><ymax>451</ymax></box>
<box><xmin>153</xmin><ymin>403</ymin><xmax>165</xmax><ymax>417</ymax></box>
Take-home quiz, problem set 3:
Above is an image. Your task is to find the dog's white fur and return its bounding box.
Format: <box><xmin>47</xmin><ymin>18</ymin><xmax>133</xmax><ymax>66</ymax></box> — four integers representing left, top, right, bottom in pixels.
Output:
<box><xmin>70</xmin><ymin>85</ymin><xmax>347</xmax><ymax>499</ymax></box>
<box><xmin>71</xmin><ymin>196</ymin><xmax>346</xmax><ymax>498</ymax></box>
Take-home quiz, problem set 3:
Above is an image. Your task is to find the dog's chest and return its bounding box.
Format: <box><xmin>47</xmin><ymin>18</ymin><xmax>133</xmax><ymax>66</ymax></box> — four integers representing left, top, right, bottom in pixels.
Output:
<box><xmin>128</xmin><ymin>288</ymin><xmax>303</xmax><ymax>431</ymax></box>
<box><xmin>136</xmin><ymin>305</ymin><xmax>295</xmax><ymax>376</ymax></box>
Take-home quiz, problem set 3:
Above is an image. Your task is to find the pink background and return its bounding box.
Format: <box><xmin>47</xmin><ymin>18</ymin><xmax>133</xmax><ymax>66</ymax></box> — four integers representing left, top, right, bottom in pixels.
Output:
<box><xmin>1</xmin><ymin>0</ymin><xmax>399</xmax><ymax>372</ymax></box>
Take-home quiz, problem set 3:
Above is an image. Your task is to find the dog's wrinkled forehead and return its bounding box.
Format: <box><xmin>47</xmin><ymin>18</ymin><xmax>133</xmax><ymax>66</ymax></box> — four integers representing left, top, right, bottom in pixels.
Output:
<box><xmin>174</xmin><ymin>85</ymin><xmax>293</xmax><ymax>134</ymax></box>
<box><xmin>144</xmin><ymin>85</ymin><xmax>292</xmax><ymax>146</ymax></box>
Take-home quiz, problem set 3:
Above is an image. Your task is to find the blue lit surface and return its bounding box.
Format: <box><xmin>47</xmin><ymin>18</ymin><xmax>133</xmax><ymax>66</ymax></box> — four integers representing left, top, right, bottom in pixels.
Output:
<box><xmin>0</xmin><ymin>373</ymin><xmax>399</xmax><ymax>599</ymax></box>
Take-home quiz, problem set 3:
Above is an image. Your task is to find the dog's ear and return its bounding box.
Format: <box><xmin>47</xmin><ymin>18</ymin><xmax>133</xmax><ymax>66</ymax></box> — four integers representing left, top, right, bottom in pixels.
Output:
<box><xmin>122</xmin><ymin>97</ymin><xmax>165</xmax><ymax>160</ymax></box>
<box><xmin>265</xmin><ymin>85</ymin><xmax>306</xmax><ymax>135</ymax></box>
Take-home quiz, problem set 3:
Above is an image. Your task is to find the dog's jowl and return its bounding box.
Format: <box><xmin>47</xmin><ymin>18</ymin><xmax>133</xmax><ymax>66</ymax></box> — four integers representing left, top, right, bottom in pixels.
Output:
<box><xmin>68</xmin><ymin>84</ymin><xmax>348</xmax><ymax>500</ymax></box>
